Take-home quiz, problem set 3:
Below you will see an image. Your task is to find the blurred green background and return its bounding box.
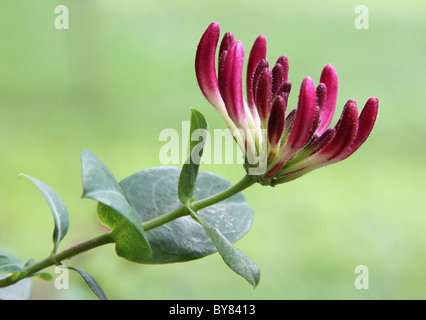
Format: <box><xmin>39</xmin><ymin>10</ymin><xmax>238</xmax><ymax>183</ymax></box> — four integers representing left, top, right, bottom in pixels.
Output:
<box><xmin>1</xmin><ymin>0</ymin><xmax>425</xmax><ymax>300</ymax></box>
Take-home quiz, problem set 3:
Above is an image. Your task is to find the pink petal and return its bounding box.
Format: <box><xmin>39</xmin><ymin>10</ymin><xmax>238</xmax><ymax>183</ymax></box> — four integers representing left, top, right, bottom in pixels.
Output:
<box><xmin>220</xmin><ymin>41</ymin><xmax>247</xmax><ymax>126</ymax></box>
<box><xmin>286</xmin><ymin>77</ymin><xmax>317</xmax><ymax>150</ymax></box>
<box><xmin>316</xmin><ymin>64</ymin><xmax>338</xmax><ymax>135</ymax></box>
<box><xmin>247</xmin><ymin>35</ymin><xmax>267</xmax><ymax>110</ymax></box>
<box><xmin>195</xmin><ymin>22</ymin><xmax>224</xmax><ymax>109</ymax></box>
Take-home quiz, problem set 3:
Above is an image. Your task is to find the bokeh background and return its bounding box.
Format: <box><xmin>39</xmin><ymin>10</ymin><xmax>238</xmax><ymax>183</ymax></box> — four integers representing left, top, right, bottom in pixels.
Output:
<box><xmin>1</xmin><ymin>0</ymin><xmax>425</xmax><ymax>300</ymax></box>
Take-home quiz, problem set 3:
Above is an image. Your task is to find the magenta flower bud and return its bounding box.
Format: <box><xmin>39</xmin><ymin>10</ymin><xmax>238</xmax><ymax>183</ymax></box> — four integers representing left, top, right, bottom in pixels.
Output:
<box><xmin>219</xmin><ymin>32</ymin><xmax>235</xmax><ymax>57</ymax></box>
<box><xmin>247</xmin><ymin>35</ymin><xmax>267</xmax><ymax>112</ymax></box>
<box><xmin>195</xmin><ymin>23</ymin><xmax>225</xmax><ymax>112</ymax></box>
<box><xmin>275</xmin><ymin>97</ymin><xmax>378</xmax><ymax>184</ymax></box>
<box><xmin>252</xmin><ymin>59</ymin><xmax>269</xmax><ymax>98</ymax></box>
<box><xmin>316</xmin><ymin>64</ymin><xmax>338</xmax><ymax>135</ymax></box>
<box><xmin>254</xmin><ymin>67</ymin><xmax>273</xmax><ymax>125</ymax></box>
<box><xmin>336</xmin><ymin>97</ymin><xmax>379</xmax><ymax>161</ymax></box>
<box><xmin>286</xmin><ymin>76</ymin><xmax>317</xmax><ymax>151</ymax></box>
<box><xmin>317</xmin><ymin>99</ymin><xmax>359</xmax><ymax>161</ymax></box>
<box><xmin>267</xmin><ymin>95</ymin><xmax>287</xmax><ymax>148</ymax></box>
<box><xmin>277</xmin><ymin>81</ymin><xmax>292</xmax><ymax>104</ymax></box>
<box><xmin>194</xmin><ymin>23</ymin><xmax>378</xmax><ymax>185</ymax></box>
<box><xmin>272</xmin><ymin>55</ymin><xmax>289</xmax><ymax>97</ymax></box>
<box><xmin>220</xmin><ymin>41</ymin><xmax>247</xmax><ymax>128</ymax></box>
<box><xmin>218</xmin><ymin>32</ymin><xmax>235</xmax><ymax>91</ymax></box>
<box><xmin>316</xmin><ymin>83</ymin><xmax>327</xmax><ymax>110</ymax></box>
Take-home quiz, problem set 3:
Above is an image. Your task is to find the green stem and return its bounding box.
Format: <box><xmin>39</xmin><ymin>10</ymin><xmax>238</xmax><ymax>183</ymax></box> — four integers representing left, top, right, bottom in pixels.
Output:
<box><xmin>192</xmin><ymin>174</ymin><xmax>257</xmax><ymax>211</ymax></box>
<box><xmin>0</xmin><ymin>174</ymin><xmax>257</xmax><ymax>289</ymax></box>
<box><xmin>0</xmin><ymin>232</ymin><xmax>114</xmax><ymax>288</ymax></box>
<box><xmin>142</xmin><ymin>174</ymin><xmax>257</xmax><ymax>231</ymax></box>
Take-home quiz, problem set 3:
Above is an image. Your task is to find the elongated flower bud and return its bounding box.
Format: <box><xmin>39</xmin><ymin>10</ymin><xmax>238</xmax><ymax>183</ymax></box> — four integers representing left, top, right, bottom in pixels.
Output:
<box><xmin>286</xmin><ymin>77</ymin><xmax>317</xmax><ymax>151</ymax></box>
<box><xmin>267</xmin><ymin>95</ymin><xmax>287</xmax><ymax>148</ymax></box>
<box><xmin>220</xmin><ymin>41</ymin><xmax>247</xmax><ymax>128</ymax></box>
<box><xmin>195</xmin><ymin>23</ymin><xmax>225</xmax><ymax>113</ymax></box>
<box><xmin>247</xmin><ymin>35</ymin><xmax>267</xmax><ymax>113</ymax></box>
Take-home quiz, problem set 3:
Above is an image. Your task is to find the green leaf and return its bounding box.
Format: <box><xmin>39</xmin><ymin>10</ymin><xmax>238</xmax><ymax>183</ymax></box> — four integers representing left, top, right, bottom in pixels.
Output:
<box><xmin>114</xmin><ymin>166</ymin><xmax>254</xmax><ymax>264</ymax></box>
<box><xmin>178</xmin><ymin>108</ymin><xmax>208</xmax><ymax>205</ymax></box>
<box><xmin>23</xmin><ymin>259</ymin><xmax>52</xmax><ymax>281</ymax></box>
<box><xmin>81</xmin><ymin>149</ymin><xmax>152</xmax><ymax>262</ymax></box>
<box><xmin>96</xmin><ymin>203</ymin><xmax>151</xmax><ymax>262</ymax></box>
<box><xmin>188</xmin><ymin>208</ymin><xmax>260</xmax><ymax>288</ymax></box>
<box><xmin>67</xmin><ymin>266</ymin><xmax>107</xmax><ymax>300</ymax></box>
<box><xmin>19</xmin><ymin>174</ymin><xmax>69</xmax><ymax>253</ymax></box>
<box><xmin>0</xmin><ymin>255</ymin><xmax>24</xmax><ymax>273</ymax></box>
<box><xmin>0</xmin><ymin>251</ymin><xmax>32</xmax><ymax>300</ymax></box>
<box><xmin>36</xmin><ymin>272</ymin><xmax>53</xmax><ymax>281</ymax></box>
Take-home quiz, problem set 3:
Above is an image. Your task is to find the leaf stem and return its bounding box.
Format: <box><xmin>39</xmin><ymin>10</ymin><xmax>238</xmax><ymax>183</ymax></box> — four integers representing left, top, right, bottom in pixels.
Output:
<box><xmin>142</xmin><ymin>174</ymin><xmax>257</xmax><ymax>231</ymax></box>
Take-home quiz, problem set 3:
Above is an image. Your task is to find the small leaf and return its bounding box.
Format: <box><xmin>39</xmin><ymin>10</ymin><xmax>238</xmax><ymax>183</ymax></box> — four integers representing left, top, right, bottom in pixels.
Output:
<box><xmin>178</xmin><ymin>108</ymin><xmax>208</xmax><ymax>205</ymax></box>
<box><xmin>36</xmin><ymin>272</ymin><xmax>53</xmax><ymax>281</ymax></box>
<box><xmin>81</xmin><ymin>149</ymin><xmax>152</xmax><ymax>262</ymax></box>
<box><xmin>0</xmin><ymin>251</ymin><xmax>32</xmax><ymax>300</ymax></box>
<box><xmin>188</xmin><ymin>208</ymin><xmax>260</xmax><ymax>288</ymax></box>
<box><xmin>19</xmin><ymin>174</ymin><xmax>69</xmax><ymax>253</ymax></box>
<box><xmin>23</xmin><ymin>260</ymin><xmax>52</xmax><ymax>281</ymax></box>
<box><xmin>0</xmin><ymin>255</ymin><xmax>24</xmax><ymax>273</ymax></box>
<box><xmin>67</xmin><ymin>266</ymin><xmax>107</xmax><ymax>300</ymax></box>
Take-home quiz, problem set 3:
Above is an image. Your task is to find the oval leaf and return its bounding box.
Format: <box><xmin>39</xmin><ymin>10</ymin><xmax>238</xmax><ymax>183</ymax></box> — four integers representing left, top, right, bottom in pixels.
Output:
<box><xmin>0</xmin><ymin>251</ymin><xmax>32</xmax><ymax>300</ymax></box>
<box><xmin>19</xmin><ymin>174</ymin><xmax>69</xmax><ymax>253</ymax></box>
<box><xmin>81</xmin><ymin>149</ymin><xmax>152</xmax><ymax>262</ymax></box>
<box><xmin>115</xmin><ymin>166</ymin><xmax>254</xmax><ymax>264</ymax></box>
<box><xmin>188</xmin><ymin>208</ymin><xmax>260</xmax><ymax>288</ymax></box>
<box><xmin>178</xmin><ymin>108</ymin><xmax>208</xmax><ymax>205</ymax></box>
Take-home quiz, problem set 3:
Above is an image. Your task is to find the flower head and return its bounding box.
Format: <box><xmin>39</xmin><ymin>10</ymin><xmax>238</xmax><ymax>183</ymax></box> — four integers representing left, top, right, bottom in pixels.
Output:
<box><xmin>195</xmin><ymin>22</ymin><xmax>378</xmax><ymax>186</ymax></box>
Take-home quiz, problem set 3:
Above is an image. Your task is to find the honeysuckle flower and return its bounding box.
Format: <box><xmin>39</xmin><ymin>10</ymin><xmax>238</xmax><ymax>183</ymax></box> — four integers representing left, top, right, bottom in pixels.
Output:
<box><xmin>195</xmin><ymin>22</ymin><xmax>378</xmax><ymax>186</ymax></box>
